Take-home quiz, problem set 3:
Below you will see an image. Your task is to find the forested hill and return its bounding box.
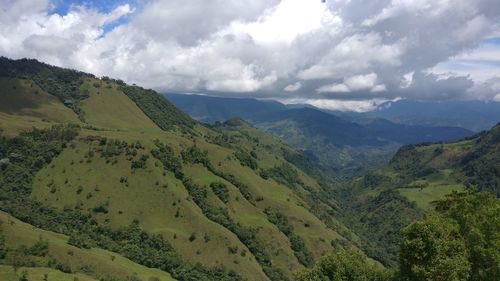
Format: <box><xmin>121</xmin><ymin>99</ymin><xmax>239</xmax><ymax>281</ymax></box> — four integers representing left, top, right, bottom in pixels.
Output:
<box><xmin>0</xmin><ymin>57</ymin><xmax>359</xmax><ymax>281</ymax></box>
<box><xmin>337</xmin><ymin>124</ymin><xmax>500</xmax><ymax>267</ymax></box>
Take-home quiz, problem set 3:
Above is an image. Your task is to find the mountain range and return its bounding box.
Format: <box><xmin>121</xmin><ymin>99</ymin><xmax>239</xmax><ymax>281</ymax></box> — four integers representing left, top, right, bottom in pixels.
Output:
<box><xmin>167</xmin><ymin>94</ymin><xmax>477</xmax><ymax>174</ymax></box>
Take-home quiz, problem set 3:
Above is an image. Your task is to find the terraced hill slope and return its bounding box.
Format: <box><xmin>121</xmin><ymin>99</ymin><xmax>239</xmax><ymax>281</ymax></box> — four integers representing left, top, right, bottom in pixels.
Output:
<box><xmin>0</xmin><ymin>57</ymin><xmax>358</xmax><ymax>281</ymax></box>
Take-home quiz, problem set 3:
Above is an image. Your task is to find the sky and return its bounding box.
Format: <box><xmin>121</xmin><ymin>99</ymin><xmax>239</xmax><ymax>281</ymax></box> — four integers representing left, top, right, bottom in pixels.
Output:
<box><xmin>1</xmin><ymin>0</ymin><xmax>500</xmax><ymax>111</ymax></box>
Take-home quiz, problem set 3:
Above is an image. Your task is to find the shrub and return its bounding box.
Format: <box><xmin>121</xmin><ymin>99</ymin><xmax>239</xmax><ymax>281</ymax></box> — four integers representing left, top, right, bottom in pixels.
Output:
<box><xmin>210</xmin><ymin>182</ymin><xmax>230</xmax><ymax>203</ymax></box>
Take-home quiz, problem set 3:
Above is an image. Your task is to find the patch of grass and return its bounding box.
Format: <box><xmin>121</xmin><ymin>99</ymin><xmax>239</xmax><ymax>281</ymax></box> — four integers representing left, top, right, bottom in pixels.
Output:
<box><xmin>398</xmin><ymin>184</ymin><xmax>465</xmax><ymax>210</ymax></box>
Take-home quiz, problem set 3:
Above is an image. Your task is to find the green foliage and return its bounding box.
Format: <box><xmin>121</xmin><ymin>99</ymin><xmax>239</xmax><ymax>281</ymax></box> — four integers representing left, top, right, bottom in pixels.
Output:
<box><xmin>151</xmin><ymin>141</ymin><xmax>183</xmax><ymax>179</ymax></box>
<box><xmin>461</xmin><ymin>125</ymin><xmax>500</xmax><ymax>195</ymax></box>
<box><xmin>68</xmin><ymin>232</ymin><xmax>92</xmax><ymax>249</ymax></box>
<box><xmin>0</xmin><ymin>57</ymin><xmax>93</xmax><ymax>119</ymax></box>
<box><xmin>25</xmin><ymin>237</ymin><xmax>49</xmax><ymax>257</ymax></box>
<box><xmin>399</xmin><ymin>215</ymin><xmax>471</xmax><ymax>281</ymax></box>
<box><xmin>264</xmin><ymin>208</ymin><xmax>313</xmax><ymax>267</ymax></box>
<box><xmin>178</xmin><ymin>146</ymin><xmax>257</xmax><ymax>205</ymax></box>
<box><xmin>0</xmin><ymin>126</ymin><xmax>244</xmax><ymax>281</ymax></box>
<box><xmin>181</xmin><ymin>145</ymin><xmax>210</xmax><ymax>166</ymax></box>
<box><xmin>181</xmin><ymin>178</ymin><xmax>287</xmax><ymax>281</ymax></box>
<box><xmin>131</xmin><ymin>155</ymin><xmax>149</xmax><ymax>169</ymax></box>
<box><xmin>295</xmin><ymin>249</ymin><xmax>388</xmax><ymax>281</ymax></box>
<box><xmin>234</xmin><ymin>150</ymin><xmax>258</xmax><ymax>170</ymax></box>
<box><xmin>260</xmin><ymin>163</ymin><xmax>304</xmax><ymax>188</ymax></box>
<box><xmin>120</xmin><ymin>85</ymin><xmax>195</xmax><ymax>131</ymax></box>
<box><xmin>397</xmin><ymin>191</ymin><xmax>499</xmax><ymax>281</ymax></box>
<box><xmin>211</xmin><ymin>172</ymin><xmax>255</xmax><ymax>205</ymax></box>
<box><xmin>339</xmin><ymin>189</ymin><xmax>423</xmax><ymax>267</ymax></box>
<box><xmin>433</xmin><ymin>191</ymin><xmax>500</xmax><ymax>281</ymax></box>
<box><xmin>210</xmin><ymin>182</ymin><xmax>230</xmax><ymax>203</ymax></box>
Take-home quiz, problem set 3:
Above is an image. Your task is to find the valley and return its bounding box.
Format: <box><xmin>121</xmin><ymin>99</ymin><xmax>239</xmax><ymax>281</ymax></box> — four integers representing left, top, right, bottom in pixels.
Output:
<box><xmin>0</xmin><ymin>57</ymin><xmax>498</xmax><ymax>281</ymax></box>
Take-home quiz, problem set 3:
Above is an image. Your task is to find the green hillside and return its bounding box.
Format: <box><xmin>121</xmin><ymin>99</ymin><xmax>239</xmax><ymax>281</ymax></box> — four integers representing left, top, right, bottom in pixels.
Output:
<box><xmin>0</xmin><ymin>58</ymin><xmax>359</xmax><ymax>281</ymax></box>
<box><xmin>0</xmin><ymin>211</ymin><xmax>174</xmax><ymax>281</ymax></box>
<box><xmin>337</xmin><ymin>124</ymin><xmax>500</xmax><ymax>266</ymax></box>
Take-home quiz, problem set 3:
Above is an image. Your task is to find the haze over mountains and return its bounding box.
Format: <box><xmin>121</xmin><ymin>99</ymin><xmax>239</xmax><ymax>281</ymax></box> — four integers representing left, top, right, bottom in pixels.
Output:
<box><xmin>167</xmin><ymin>94</ymin><xmax>484</xmax><ymax>173</ymax></box>
<box><xmin>336</xmin><ymin>99</ymin><xmax>500</xmax><ymax>132</ymax></box>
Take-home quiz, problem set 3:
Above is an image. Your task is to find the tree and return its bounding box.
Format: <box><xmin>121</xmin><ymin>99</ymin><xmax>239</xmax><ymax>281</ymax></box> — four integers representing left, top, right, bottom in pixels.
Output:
<box><xmin>399</xmin><ymin>215</ymin><xmax>471</xmax><ymax>281</ymax></box>
<box><xmin>295</xmin><ymin>249</ymin><xmax>388</xmax><ymax>281</ymax></box>
<box><xmin>433</xmin><ymin>191</ymin><xmax>500</xmax><ymax>281</ymax></box>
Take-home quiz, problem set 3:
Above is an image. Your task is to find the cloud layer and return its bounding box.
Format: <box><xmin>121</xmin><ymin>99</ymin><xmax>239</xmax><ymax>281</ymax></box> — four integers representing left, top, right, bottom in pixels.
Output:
<box><xmin>1</xmin><ymin>0</ymin><xmax>500</xmax><ymax>110</ymax></box>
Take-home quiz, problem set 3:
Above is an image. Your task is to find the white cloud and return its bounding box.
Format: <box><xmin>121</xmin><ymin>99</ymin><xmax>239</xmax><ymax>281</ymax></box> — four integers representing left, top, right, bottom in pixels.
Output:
<box><xmin>298</xmin><ymin>33</ymin><xmax>404</xmax><ymax>80</ymax></box>
<box><xmin>284</xmin><ymin>82</ymin><xmax>302</xmax><ymax>92</ymax></box>
<box><xmin>1</xmin><ymin>0</ymin><xmax>500</xmax><ymax>110</ymax></box>
<box><xmin>279</xmin><ymin>98</ymin><xmax>392</xmax><ymax>112</ymax></box>
<box><xmin>228</xmin><ymin>0</ymin><xmax>335</xmax><ymax>45</ymax></box>
<box><xmin>316</xmin><ymin>73</ymin><xmax>383</xmax><ymax>93</ymax></box>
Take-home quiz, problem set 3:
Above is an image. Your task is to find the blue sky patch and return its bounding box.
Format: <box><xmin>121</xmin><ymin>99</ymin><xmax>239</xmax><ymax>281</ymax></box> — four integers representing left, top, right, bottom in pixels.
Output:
<box><xmin>50</xmin><ymin>0</ymin><xmax>139</xmax><ymax>34</ymax></box>
<box><xmin>50</xmin><ymin>0</ymin><xmax>135</xmax><ymax>15</ymax></box>
<box><xmin>481</xmin><ymin>37</ymin><xmax>500</xmax><ymax>45</ymax></box>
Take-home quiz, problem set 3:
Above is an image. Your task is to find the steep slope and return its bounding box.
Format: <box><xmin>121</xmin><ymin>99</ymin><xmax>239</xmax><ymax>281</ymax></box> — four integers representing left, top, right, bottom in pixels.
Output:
<box><xmin>0</xmin><ymin>211</ymin><xmax>175</xmax><ymax>281</ymax></box>
<box><xmin>0</xmin><ymin>77</ymin><xmax>81</xmax><ymax>136</ymax></box>
<box><xmin>337</xmin><ymin>124</ymin><xmax>500</xmax><ymax>266</ymax></box>
<box><xmin>0</xmin><ymin>57</ymin><xmax>359</xmax><ymax>281</ymax></box>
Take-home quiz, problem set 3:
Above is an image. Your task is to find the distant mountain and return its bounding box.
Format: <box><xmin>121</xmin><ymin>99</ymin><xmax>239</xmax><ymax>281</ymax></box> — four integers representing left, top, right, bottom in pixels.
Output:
<box><xmin>167</xmin><ymin>94</ymin><xmax>474</xmax><ymax>174</ymax></box>
<box><xmin>335</xmin><ymin>99</ymin><xmax>500</xmax><ymax>132</ymax></box>
<box><xmin>166</xmin><ymin>93</ymin><xmax>286</xmax><ymax>123</ymax></box>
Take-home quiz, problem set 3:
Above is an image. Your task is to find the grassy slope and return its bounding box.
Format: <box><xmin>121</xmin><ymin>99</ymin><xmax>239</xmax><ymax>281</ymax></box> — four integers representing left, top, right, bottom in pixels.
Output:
<box><xmin>0</xmin><ymin>266</ymin><xmax>96</xmax><ymax>281</ymax></box>
<box><xmin>79</xmin><ymin>79</ymin><xmax>160</xmax><ymax>132</ymax></box>
<box><xmin>0</xmin><ymin>73</ymin><xmax>358</xmax><ymax>280</ymax></box>
<box><xmin>0</xmin><ymin>78</ymin><xmax>80</xmax><ymax>136</ymax></box>
<box><xmin>390</xmin><ymin>140</ymin><xmax>474</xmax><ymax>209</ymax></box>
<box><xmin>0</xmin><ymin>211</ymin><xmax>175</xmax><ymax>281</ymax></box>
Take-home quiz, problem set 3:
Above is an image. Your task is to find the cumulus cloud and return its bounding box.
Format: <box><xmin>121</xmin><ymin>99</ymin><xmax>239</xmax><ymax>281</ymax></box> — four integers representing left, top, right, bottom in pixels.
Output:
<box><xmin>1</xmin><ymin>0</ymin><xmax>500</xmax><ymax>111</ymax></box>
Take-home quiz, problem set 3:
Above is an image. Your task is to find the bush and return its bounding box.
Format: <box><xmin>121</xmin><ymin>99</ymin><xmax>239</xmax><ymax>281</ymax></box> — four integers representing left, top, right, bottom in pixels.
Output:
<box><xmin>210</xmin><ymin>182</ymin><xmax>230</xmax><ymax>203</ymax></box>
<box><xmin>131</xmin><ymin>155</ymin><xmax>149</xmax><ymax>169</ymax></box>
<box><xmin>188</xmin><ymin>233</ymin><xmax>197</xmax><ymax>242</ymax></box>
<box><xmin>234</xmin><ymin>150</ymin><xmax>258</xmax><ymax>170</ymax></box>
<box><xmin>260</xmin><ymin>163</ymin><xmax>304</xmax><ymax>188</ymax></box>
<box><xmin>68</xmin><ymin>232</ymin><xmax>92</xmax><ymax>249</ymax></box>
